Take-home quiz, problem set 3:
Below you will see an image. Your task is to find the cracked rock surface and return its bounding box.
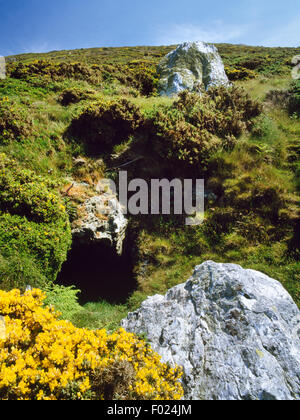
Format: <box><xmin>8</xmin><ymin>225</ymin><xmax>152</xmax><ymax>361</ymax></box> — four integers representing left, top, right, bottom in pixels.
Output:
<box><xmin>122</xmin><ymin>261</ymin><xmax>300</xmax><ymax>400</ymax></box>
<box><xmin>70</xmin><ymin>180</ymin><xmax>127</xmax><ymax>255</ymax></box>
<box><xmin>158</xmin><ymin>41</ymin><xmax>230</xmax><ymax>97</ymax></box>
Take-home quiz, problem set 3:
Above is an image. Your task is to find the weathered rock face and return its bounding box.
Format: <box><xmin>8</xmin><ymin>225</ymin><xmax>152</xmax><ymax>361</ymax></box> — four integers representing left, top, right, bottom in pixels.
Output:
<box><xmin>71</xmin><ymin>181</ymin><xmax>127</xmax><ymax>255</ymax></box>
<box><xmin>122</xmin><ymin>261</ymin><xmax>300</xmax><ymax>400</ymax></box>
<box><xmin>158</xmin><ymin>41</ymin><xmax>230</xmax><ymax>97</ymax></box>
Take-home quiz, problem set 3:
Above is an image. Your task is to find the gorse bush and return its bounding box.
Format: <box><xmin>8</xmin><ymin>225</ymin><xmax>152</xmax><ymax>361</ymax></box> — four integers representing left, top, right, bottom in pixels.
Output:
<box><xmin>0</xmin><ymin>97</ymin><xmax>33</xmax><ymax>143</ymax></box>
<box><xmin>225</xmin><ymin>66</ymin><xmax>256</xmax><ymax>81</ymax></box>
<box><xmin>115</xmin><ymin>61</ymin><xmax>159</xmax><ymax>96</ymax></box>
<box><xmin>58</xmin><ymin>88</ymin><xmax>93</xmax><ymax>106</ymax></box>
<box><xmin>7</xmin><ymin>60</ymin><xmax>103</xmax><ymax>85</ymax></box>
<box><xmin>7</xmin><ymin>44</ymin><xmax>299</xmax><ymax>83</ymax></box>
<box><xmin>147</xmin><ymin>87</ymin><xmax>262</xmax><ymax>170</ymax></box>
<box><xmin>7</xmin><ymin>59</ymin><xmax>159</xmax><ymax>96</ymax></box>
<box><xmin>0</xmin><ymin>252</ymin><xmax>49</xmax><ymax>292</ymax></box>
<box><xmin>289</xmin><ymin>80</ymin><xmax>300</xmax><ymax>116</ymax></box>
<box><xmin>0</xmin><ymin>154</ymin><xmax>66</xmax><ymax>223</ymax></box>
<box><xmin>149</xmin><ymin>106</ymin><xmax>222</xmax><ymax>169</ymax></box>
<box><xmin>0</xmin><ymin>289</ymin><xmax>183</xmax><ymax>400</ymax></box>
<box><xmin>68</xmin><ymin>98</ymin><xmax>144</xmax><ymax>154</ymax></box>
<box><xmin>67</xmin><ymin>87</ymin><xmax>262</xmax><ymax>169</ymax></box>
<box><xmin>0</xmin><ymin>154</ymin><xmax>71</xmax><ymax>290</ymax></box>
<box><xmin>205</xmin><ymin>150</ymin><xmax>298</xmax><ymax>246</ymax></box>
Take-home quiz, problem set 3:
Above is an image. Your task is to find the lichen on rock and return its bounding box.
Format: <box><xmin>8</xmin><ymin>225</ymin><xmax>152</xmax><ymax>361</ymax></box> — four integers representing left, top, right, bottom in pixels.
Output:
<box><xmin>68</xmin><ymin>180</ymin><xmax>128</xmax><ymax>255</ymax></box>
<box><xmin>122</xmin><ymin>261</ymin><xmax>300</xmax><ymax>400</ymax></box>
<box><xmin>158</xmin><ymin>41</ymin><xmax>230</xmax><ymax>97</ymax></box>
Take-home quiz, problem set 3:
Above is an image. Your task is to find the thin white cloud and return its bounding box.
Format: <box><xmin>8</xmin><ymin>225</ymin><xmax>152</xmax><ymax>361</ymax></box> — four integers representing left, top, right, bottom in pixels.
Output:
<box><xmin>154</xmin><ymin>21</ymin><xmax>251</xmax><ymax>45</ymax></box>
<box><xmin>262</xmin><ymin>16</ymin><xmax>300</xmax><ymax>47</ymax></box>
<box><xmin>23</xmin><ymin>41</ymin><xmax>60</xmax><ymax>54</ymax></box>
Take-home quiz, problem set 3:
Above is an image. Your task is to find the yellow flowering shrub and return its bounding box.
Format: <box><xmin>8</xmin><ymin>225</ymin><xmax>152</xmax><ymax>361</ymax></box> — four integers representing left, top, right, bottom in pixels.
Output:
<box><xmin>0</xmin><ymin>289</ymin><xmax>183</xmax><ymax>400</ymax></box>
<box><xmin>225</xmin><ymin>66</ymin><xmax>256</xmax><ymax>81</ymax></box>
<box><xmin>0</xmin><ymin>97</ymin><xmax>33</xmax><ymax>143</ymax></box>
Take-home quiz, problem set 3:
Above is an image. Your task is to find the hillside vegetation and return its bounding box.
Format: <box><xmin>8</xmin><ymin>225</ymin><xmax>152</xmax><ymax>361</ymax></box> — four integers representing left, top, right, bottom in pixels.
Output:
<box><xmin>0</xmin><ymin>44</ymin><xmax>299</xmax><ymax>395</ymax></box>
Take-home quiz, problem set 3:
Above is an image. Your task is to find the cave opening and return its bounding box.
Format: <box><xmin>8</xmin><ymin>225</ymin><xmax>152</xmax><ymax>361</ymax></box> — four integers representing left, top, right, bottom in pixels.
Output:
<box><xmin>57</xmin><ymin>238</ymin><xmax>136</xmax><ymax>305</ymax></box>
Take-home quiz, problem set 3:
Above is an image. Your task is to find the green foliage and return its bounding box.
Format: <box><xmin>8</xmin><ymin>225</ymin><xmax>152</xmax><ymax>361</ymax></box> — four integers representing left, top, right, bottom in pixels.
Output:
<box><xmin>289</xmin><ymin>80</ymin><xmax>300</xmax><ymax>116</ymax></box>
<box><xmin>0</xmin><ymin>77</ymin><xmax>48</xmax><ymax>99</ymax></box>
<box><xmin>0</xmin><ymin>154</ymin><xmax>66</xmax><ymax>223</ymax></box>
<box><xmin>68</xmin><ymin>98</ymin><xmax>144</xmax><ymax>154</ymax></box>
<box><xmin>0</xmin><ymin>154</ymin><xmax>71</xmax><ymax>290</ymax></box>
<box><xmin>70</xmin><ymin>301</ymin><xmax>129</xmax><ymax>331</ymax></box>
<box><xmin>149</xmin><ymin>105</ymin><xmax>221</xmax><ymax>169</ymax></box>
<box><xmin>0</xmin><ymin>251</ymin><xmax>49</xmax><ymax>291</ymax></box>
<box><xmin>225</xmin><ymin>66</ymin><xmax>256</xmax><ymax>81</ymax></box>
<box><xmin>266</xmin><ymin>80</ymin><xmax>300</xmax><ymax>117</ymax></box>
<box><xmin>0</xmin><ymin>42</ymin><xmax>299</xmax><ymax>332</ymax></box>
<box><xmin>176</xmin><ymin>87</ymin><xmax>262</xmax><ymax>135</ymax></box>
<box><xmin>44</xmin><ymin>284</ymin><xmax>129</xmax><ymax>331</ymax></box>
<box><xmin>58</xmin><ymin>88</ymin><xmax>94</xmax><ymax>106</ymax></box>
<box><xmin>7</xmin><ymin>58</ymin><xmax>159</xmax><ymax>96</ymax></box>
<box><xmin>7</xmin><ymin>60</ymin><xmax>103</xmax><ymax>85</ymax></box>
<box><xmin>0</xmin><ymin>97</ymin><xmax>33</xmax><ymax>143</ymax></box>
<box><xmin>217</xmin><ymin>44</ymin><xmax>300</xmax><ymax>78</ymax></box>
<box><xmin>114</xmin><ymin>61</ymin><xmax>159</xmax><ymax>96</ymax></box>
<box><xmin>148</xmin><ymin>87</ymin><xmax>262</xmax><ymax>170</ymax></box>
<box><xmin>44</xmin><ymin>284</ymin><xmax>82</xmax><ymax>317</ymax></box>
<box><xmin>7</xmin><ymin>44</ymin><xmax>300</xmax><ymax>81</ymax></box>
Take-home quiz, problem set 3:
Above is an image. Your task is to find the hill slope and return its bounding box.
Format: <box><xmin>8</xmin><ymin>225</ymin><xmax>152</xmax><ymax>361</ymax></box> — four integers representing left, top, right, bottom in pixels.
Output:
<box><xmin>0</xmin><ymin>43</ymin><xmax>299</xmax><ymax>329</ymax></box>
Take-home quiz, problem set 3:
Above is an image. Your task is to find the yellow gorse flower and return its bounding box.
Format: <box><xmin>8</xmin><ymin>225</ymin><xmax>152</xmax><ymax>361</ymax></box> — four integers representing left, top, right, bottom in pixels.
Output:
<box><xmin>0</xmin><ymin>289</ymin><xmax>183</xmax><ymax>400</ymax></box>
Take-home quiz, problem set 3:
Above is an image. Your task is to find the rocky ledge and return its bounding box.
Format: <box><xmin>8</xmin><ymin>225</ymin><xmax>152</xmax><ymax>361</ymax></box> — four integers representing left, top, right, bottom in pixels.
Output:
<box><xmin>68</xmin><ymin>180</ymin><xmax>127</xmax><ymax>255</ymax></box>
<box><xmin>122</xmin><ymin>261</ymin><xmax>300</xmax><ymax>400</ymax></box>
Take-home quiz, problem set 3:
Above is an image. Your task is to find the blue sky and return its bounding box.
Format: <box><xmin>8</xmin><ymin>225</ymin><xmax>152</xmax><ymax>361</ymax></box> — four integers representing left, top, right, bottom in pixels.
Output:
<box><xmin>0</xmin><ymin>0</ymin><xmax>299</xmax><ymax>56</ymax></box>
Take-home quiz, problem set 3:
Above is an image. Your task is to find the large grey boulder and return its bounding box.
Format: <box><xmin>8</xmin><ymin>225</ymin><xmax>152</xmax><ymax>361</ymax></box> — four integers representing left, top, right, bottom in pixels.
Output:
<box><xmin>122</xmin><ymin>261</ymin><xmax>300</xmax><ymax>400</ymax></box>
<box><xmin>158</xmin><ymin>41</ymin><xmax>230</xmax><ymax>97</ymax></box>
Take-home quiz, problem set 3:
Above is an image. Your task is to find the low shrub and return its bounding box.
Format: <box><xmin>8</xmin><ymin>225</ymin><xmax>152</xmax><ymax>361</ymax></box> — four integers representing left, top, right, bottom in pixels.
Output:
<box><xmin>149</xmin><ymin>106</ymin><xmax>222</xmax><ymax>169</ymax></box>
<box><xmin>0</xmin><ymin>97</ymin><xmax>32</xmax><ymax>143</ymax></box>
<box><xmin>147</xmin><ymin>87</ymin><xmax>262</xmax><ymax>171</ymax></box>
<box><xmin>225</xmin><ymin>66</ymin><xmax>256</xmax><ymax>81</ymax></box>
<box><xmin>0</xmin><ymin>289</ymin><xmax>183</xmax><ymax>400</ymax></box>
<box><xmin>67</xmin><ymin>98</ymin><xmax>144</xmax><ymax>154</ymax></box>
<box><xmin>0</xmin><ymin>154</ymin><xmax>71</xmax><ymax>289</ymax></box>
<box><xmin>7</xmin><ymin>59</ymin><xmax>159</xmax><ymax>96</ymax></box>
<box><xmin>58</xmin><ymin>88</ymin><xmax>93</xmax><ymax>106</ymax></box>
<box><xmin>7</xmin><ymin>60</ymin><xmax>103</xmax><ymax>85</ymax></box>
<box><xmin>67</xmin><ymin>87</ymin><xmax>262</xmax><ymax>170</ymax></box>
<box><xmin>266</xmin><ymin>80</ymin><xmax>300</xmax><ymax>116</ymax></box>
<box><xmin>205</xmin><ymin>153</ymin><xmax>298</xmax><ymax>246</ymax></box>
<box><xmin>289</xmin><ymin>80</ymin><xmax>300</xmax><ymax>116</ymax></box>
<box><xmin>0</xmin><ymin>252</ymin><xmax>49</xmax><ymax>292</ymax></box>
<box><xmin>0</xmin><ymin>153</ymin><xmax>66</xmax><ymax>223</ymax></box>
<box><xmin>116</xmin><ymin>61</ymin><xmax>159</xmax><ymax>96</ymax></box>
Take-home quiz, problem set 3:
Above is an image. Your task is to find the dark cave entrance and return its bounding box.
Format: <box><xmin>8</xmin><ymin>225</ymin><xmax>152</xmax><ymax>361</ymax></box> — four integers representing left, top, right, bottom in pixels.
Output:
<box><xmin>57</xmin><ymin>238</ymin><xmax>136</xmax><ymax>305</ymax></box>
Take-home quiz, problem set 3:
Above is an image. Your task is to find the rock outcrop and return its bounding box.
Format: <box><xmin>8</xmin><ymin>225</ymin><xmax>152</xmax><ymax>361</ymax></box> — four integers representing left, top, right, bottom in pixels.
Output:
<box><xmin>158</xmin><ymin>41</ymin><xmax>230</xmax><ymax>97</ymax></box>
<box><xmin>122</xmin><ymin>261</ymin><xmax>300</xmax><ymax>400</ymax></box>
<box><xmin>70</xmin><ymin>181</ymin><xmax>127</xmax><ymax>255</ymax></box>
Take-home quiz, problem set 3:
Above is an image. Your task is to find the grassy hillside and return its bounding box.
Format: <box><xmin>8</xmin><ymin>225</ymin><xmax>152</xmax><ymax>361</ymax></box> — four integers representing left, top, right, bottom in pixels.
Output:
<box><xmin>0</xmin><ymin>43</ymin><xmax>299</xmax><ymax>329</ymax></box>
<box><xmin>7</xmin><ymin>43</ymin><xmax>300</xmax><ymax>74</ymax></box>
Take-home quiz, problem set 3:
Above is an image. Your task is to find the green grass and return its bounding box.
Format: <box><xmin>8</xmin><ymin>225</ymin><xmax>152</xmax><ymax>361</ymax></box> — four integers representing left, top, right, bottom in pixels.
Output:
<box><xmin>70</xmin><ymin>301</ymin><xmax>129</xmax><ymax>331</ymax></box>
<box><xmin>44</xmin><ymin>284</ymin><xmax>128</xmax><ymax>331</ymax></box>
<box><xmin>0</xmin><ymin>42</ymin><xmax>299</xmax><ymax>329</ymax></box>
<box><xmin>6</xmin><ymin>44</ymin><xmax>300</xmax><ymax>79</ymax></box>
<box><xmin>236</xmin><ymin>76</ymin><xmax>291</xmax><ymax>101</ymax></box>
